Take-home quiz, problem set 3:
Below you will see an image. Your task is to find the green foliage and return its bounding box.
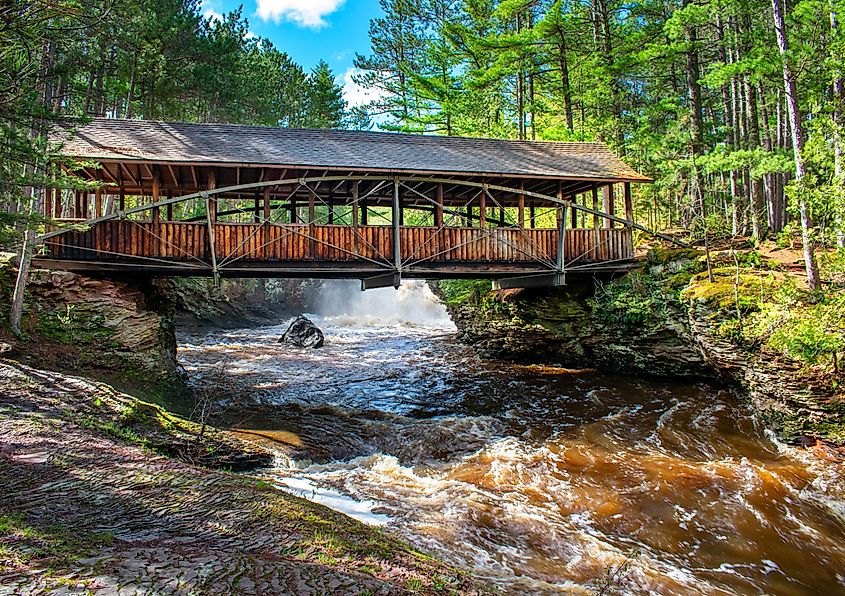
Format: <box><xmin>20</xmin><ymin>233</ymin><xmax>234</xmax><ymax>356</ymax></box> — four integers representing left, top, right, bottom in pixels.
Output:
<box><xmin>592</xmin><ymin>272</ymin><xmax>669</xmax><ymax>326</ymax></box>
<box><xmin>435</xmin><ymin>279</ymin><xmax>493</xmax><ymax>306</ymax></box>
<box><xmin>768</xmin><ymin>291</ymin><xmax>845</xmax><ymax>366</ymax></box>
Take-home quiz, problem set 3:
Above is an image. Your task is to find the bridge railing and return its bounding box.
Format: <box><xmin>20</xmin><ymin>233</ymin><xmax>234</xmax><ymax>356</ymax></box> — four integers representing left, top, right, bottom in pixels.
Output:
<box><xmin>42</xmin><ymin>221</ymin><xmax>633</xmax><ymax>268</ymax></box>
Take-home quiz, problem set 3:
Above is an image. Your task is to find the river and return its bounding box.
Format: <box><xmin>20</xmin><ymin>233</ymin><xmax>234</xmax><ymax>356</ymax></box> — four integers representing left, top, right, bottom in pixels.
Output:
<box><xmin>179</xmin><ymin>281</ymin><xmax>845</xmax><ymax>595</ymax></box>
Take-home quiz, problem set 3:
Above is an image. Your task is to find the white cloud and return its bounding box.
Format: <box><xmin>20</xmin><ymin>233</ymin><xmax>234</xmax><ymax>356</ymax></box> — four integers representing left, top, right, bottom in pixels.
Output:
<box><xmin>204</xmin><ymin>9</ymin><xmax>223</xmax><ymax>22</ymax></box>
<box><xmin>256</xmin><ymin>0</ymin><xmax>345</xmax><ymax>28</ymax></box>
<box><xmin>342</xmin><ymin>67</ymin><xmax>386</xmax><ymax>108</ymax></box>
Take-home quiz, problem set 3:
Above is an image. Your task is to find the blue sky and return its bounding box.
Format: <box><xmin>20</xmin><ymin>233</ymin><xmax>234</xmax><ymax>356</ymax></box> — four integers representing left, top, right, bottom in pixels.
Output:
<box><xmin>201</xmin><ymin>0</ymin><xmax>384</xmax><ymax>106</ymax></box>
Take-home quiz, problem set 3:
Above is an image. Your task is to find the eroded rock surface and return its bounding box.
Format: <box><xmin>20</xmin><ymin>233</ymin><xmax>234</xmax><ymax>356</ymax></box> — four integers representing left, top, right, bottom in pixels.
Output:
<box><xmin>1</xmin><ymin>257</ymin><xmax>181</xmax><ymax>389</ymax></box>
<box><xmin>0</xmin><ymin>360</ymin><xmax>481</xmax><ymax>595</ymax></box>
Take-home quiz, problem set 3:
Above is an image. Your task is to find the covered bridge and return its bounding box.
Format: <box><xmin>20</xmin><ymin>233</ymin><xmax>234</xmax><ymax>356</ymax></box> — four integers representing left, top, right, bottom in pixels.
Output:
<box><xmin>37</xmin><ymin>118</ymin><xmax>653</xmax><ymax>289</ymax></box>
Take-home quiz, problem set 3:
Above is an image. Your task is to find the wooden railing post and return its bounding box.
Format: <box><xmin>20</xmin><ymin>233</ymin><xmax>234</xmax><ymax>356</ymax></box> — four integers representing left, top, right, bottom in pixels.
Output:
<box><xmin>151</xmin><ymin>169</ymin><xmax>161</xmax><ymax>256</ymax></box>
<box><xmin>308</xmin><ymin>184</ymin><xmax>316</xmax><ymax>259</ymax></box>
<box><xmin>602</xmin><ymin>184</ymin><xmax>615</xmax><ymax>229</ymax></box>
<box><xmin>392</xmin><ymin>177</ymin><xmax>401</xmax><ymax>272</ymax></box>
<box><xmin>435</xmin><ymin>183</ymin><xmax>445</xmax><ymax>259</ymax></box>
<box><xmin>557</xmin><ymin>204</ymin><xmax>568</xmax><ymax>281</ymax></box>
<box><xmin>624</xmin><ymin>182</ymin><xmax>634</xmax><ymax>258</ymax></box>
<box><xmin>207</xmin><ymin>169</ymin><xmax>217</xmax><ymax>223</ymax></box>
<box><xmin>263</xmin><ymin>187</ymin><xmax>271</xmax><ymax>260</ymax></box>
<box><xmin>352</xmin><ymin>180</ymin><xmax>360</xmax><ymax>256</ymax></box>
<box><xmin>518</xmin><ymin>182</ymin><xmax>525</xmax><ymax>228</ymax></box>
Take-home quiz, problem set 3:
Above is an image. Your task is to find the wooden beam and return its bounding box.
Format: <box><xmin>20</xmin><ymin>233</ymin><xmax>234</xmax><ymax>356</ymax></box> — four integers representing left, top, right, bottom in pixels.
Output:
<box><xmin>518</xmin><ymin>182</ymin><xmax>525</xmax><ymax>228</ymax></box>
<box><xmin>592</xmin><ymin>186</ymin><xmax>600</xmax><ymax>230</ymax></box>
<box><xmin>152</xmin><ymin>170</ymin><xmax>161</xmax><ymax>255</ymax></box>
<box><xmin>95</xmin><ymin>187</ymin><xmax>103</xmax><ymax>218</ymax></box>
<box><xmin>352</xmin><ymin>180</ymin><xmax>360</xmax><ymax>256</ymax></box>
<box><xmin>435</xmin><ymin>183</ymin><xmax>444</xmax><ymax>228</ymax></box>
<box><xmin>479</xmin><ymin>189</ymin><xmax>487</xmax><ymax>227</ymax></box>
<box><xmin>208</xmin><ymin>169</ymin><xmax>217</xmax><ymax>223</ymax></box>
<box><xmin>263</xmin><ymin>187</ymin><xmax>271</xmax><ymax>259</ymax></box>
<box><xmin>393</xmin><ymin>178</ymin><xmax>401</xmax><ymax>271</ymax></box>
<box><xmin>602</xmin><ymin>184</ymin><xmax>615</xmax><ymax>229</ymax></box>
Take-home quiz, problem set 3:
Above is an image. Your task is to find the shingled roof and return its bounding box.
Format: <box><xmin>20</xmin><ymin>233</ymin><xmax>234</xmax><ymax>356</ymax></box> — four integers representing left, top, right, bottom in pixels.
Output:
<box><xmin>51</xmin><ymin>118</ymin><xmax>651</xmax><ymax>183</ymax></box>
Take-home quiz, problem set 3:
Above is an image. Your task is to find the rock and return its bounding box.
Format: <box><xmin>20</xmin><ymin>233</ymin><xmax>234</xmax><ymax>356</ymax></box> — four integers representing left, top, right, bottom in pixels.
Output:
<box><xmin>279</xmin><ymin>316</ymin><xmax>324</xmax><ymax>348</ymax></box>
<box><xmin>0</xmin><ymin>342</ymin><xmax>13</xmax><ymax>356</ymax></box>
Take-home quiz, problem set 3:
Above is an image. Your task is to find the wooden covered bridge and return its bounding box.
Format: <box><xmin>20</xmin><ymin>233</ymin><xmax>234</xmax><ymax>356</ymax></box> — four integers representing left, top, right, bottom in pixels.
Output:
<box><xmin>37</xmin><ymin>119</ymin><xmax>653</xmax><ymax>289</ymax></box>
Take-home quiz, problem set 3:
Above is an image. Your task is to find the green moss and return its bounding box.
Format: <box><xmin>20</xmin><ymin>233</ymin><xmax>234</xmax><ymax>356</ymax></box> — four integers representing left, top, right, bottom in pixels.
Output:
<box><xmin>0</xmin><ymin>512</ymin><xmax>114</xmax><ymax>570</ymax></box>
<box><xmin>646</xmin><ymin>247</ymin><xmax>703</xmax><ymax>265</ymax></box>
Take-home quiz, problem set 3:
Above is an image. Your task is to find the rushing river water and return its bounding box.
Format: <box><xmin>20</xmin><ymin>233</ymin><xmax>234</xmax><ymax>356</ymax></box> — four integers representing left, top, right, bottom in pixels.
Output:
<box><xmin>179</xmin><ymin>282</ymin><xmax>845</xmax><ymax>595</ymax></box>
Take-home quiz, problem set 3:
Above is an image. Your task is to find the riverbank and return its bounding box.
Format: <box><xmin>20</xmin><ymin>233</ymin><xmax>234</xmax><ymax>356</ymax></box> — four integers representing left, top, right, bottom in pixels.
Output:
<box><xmin>0</xmin><ymin>359</ymin><xmax>482</xmax><ymax>595</ymax></box>
<box><xmin>435</xmin><ymin>242</ymin><xmax>845</xmax><ymax>446</ymax></box>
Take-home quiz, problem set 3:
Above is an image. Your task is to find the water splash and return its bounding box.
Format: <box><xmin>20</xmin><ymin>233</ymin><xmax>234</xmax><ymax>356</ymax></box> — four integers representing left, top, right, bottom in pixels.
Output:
<box><xmin>314</xmin><ymin>280</ymin><xmax>453</xmax><ymax>327</ymax></box>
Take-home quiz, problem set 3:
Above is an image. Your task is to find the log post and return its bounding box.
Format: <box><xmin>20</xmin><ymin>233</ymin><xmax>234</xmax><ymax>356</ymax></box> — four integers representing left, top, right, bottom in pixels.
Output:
<box><xmin>624</xmin><ymin>182</ymin><xmax>634</xmax><ymax>258</ymax></box>
<box><xmin>435</xmin><ymin>183</ymin><xmax>444</xmax><ymax>228</ymax></box>
<box><xmin>392</xmin><ymin>178</ymin><xmax>401</xmax><ymax>274</ymax></box>
<box><xmin>556</xmin><ymin>204</ymin><xmax>568</xmax><ymax>277</ymax></box>
<box><xmin>308</xmin><ymin>185</ymin><xmax>316</xmax><ymax>258</ymax></box>
<box><xmin>352</xmin><ymin>180</ymin><xmax>360</xmax><ymax>256</ymax></box>
<box><xmin>479</xmin><ymin>189</ymin><xmax>487</xmax><ymax>227</ymax></box>
<box><xmin>436</xmin><ymin>182</ymin><xmax>445</xmax><ymax>258</ymax></box>
<box><xmin>95</xmin><ymin>187</ymin><xmax>103</xmax><ymax>218</ymax></box>
<box><xmin>602</xmin><ymin>184</ymin><xmax>615</xmax><ymax>228</ymax></box>
<box><xmin>263</xmin><ymin>187</ymin><xmax>271</xmax><ymax>259</ymax></box>
<box><xmin>328</xmin><ymin>190</ymin><xmax>335</xmax><ymax>225</ymax></box>
<box><xmin>119</xmin><ymin>189</ymin><xmax>125</xmax><ymax>212</ymax></box>
<box><xmin>254</xmin><ymin>192</ymin><xmax>261</xmax><ymax>224</ymax></box>
<box><xmin>592</xmin><ymin>186</ymin><xmax>600</xmax><ymax>230</ymax></box>
<box><xmin>151</xmin><ymin>171</ymin><xmax>161</xmax><ymax>256</ymax></box>
<box><xmin>207</xmin><ymin>169</ymin><xmax>217</xmax><ymax>223</ymax></box>
<box><xmin>360</xmin><ymin>187</ymin><xmax>367</xmax><ymax>226</ymax></box>
<box><xmin>624</xmin><ymin>182</ymin><xmax>634</xmax><ymax>224</ymax></box>
<box><xmin>166</xmin><ymin>191</ymin><xmax>173</xmax><ymax>221</ymax></box>
<box><xmin>54</xmin><ymin>187</ymin><xmax>62</xmax><ymax>219</ymax></box>
<box><xmin>518</xmin><ymin>183</ymin><xmax>525</xmax><ymax>228</ymax></box>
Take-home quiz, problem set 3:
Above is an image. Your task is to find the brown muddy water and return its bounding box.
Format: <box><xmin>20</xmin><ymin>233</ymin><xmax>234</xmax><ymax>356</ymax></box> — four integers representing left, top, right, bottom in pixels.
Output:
<box><xmin>179</xmin><ymin>282</ymin><xmax>845</xmax><ymax>595</ymax></box>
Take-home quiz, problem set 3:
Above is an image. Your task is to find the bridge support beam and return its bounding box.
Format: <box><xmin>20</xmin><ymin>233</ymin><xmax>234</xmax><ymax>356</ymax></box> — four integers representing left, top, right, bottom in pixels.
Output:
<box><xmin>361</xmin><ymin>272</ymin><xmax>401</xmax><ymax>291</ymax></box>
<box><xmin>493</xmin><ymin>273</ymin><xmax>565</xmax><ymax>290</ymax></box>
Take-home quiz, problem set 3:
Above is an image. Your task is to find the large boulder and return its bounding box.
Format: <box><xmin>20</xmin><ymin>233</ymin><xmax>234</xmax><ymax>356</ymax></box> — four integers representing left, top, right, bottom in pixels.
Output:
<box><xmin>279</xmin><ymin>315</ymin><xmax>324</xmax><ymax>348</ymax></box>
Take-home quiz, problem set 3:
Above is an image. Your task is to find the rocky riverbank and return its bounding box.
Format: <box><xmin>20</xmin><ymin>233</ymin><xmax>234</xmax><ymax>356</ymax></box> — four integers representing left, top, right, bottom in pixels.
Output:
<box><xmin>436</xmin><ymin>245</ymin><xmax>845</xmax><ymax>445</ymax></box>
<box><xmin>0</xmin><ymin>254</ymin><xmax>187</xmax><ymax>404</ymax></box>
<box><xmin>0</xmin><ymin>359</ymin><xmax>482</xmax><ymax>595</ymax></box>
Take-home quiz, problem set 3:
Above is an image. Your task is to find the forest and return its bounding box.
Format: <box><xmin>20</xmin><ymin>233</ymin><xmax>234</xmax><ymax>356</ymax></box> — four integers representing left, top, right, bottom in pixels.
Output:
<box><xmin>2</xmin><ymin>0</ymin><xmax>845</xmax><ymax>290</ymax></box>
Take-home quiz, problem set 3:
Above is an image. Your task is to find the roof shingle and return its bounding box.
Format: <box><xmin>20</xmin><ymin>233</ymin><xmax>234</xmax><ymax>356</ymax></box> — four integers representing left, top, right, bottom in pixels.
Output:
<box><xmin>51</xmin><ymin>118</ymin><xmax>651</xmax><ymax>182</ymax></box>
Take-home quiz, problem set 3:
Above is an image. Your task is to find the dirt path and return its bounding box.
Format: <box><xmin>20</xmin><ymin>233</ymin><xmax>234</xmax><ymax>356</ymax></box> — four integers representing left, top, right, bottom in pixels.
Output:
<box><xmin>0</xmin><ymin>360</ymin><xmax>482</xmax><ymax>595</ymax></box>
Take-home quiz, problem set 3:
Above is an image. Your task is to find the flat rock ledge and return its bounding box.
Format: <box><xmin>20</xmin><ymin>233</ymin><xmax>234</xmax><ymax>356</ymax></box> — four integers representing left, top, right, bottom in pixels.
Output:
<box><xmin>0</xmin><ymin>360</ymin><xmax>483</xmax><ymax>596</ymax></box>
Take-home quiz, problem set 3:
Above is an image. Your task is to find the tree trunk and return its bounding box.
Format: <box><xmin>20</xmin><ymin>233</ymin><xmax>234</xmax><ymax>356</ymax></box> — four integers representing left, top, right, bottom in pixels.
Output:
<box><xmin>772</xmin><ymin>0</ymin><xmax>821</xmax><ymax>289</ymax></box>
<box><xmin>10</xmin><ymin>230</ymin><xmax>36</xmax><ymax>335</ymax></box>
<box><xmin>832</xmin><ymin>0</ymin><xmax>845</xmax><ymax>247</ymax></box>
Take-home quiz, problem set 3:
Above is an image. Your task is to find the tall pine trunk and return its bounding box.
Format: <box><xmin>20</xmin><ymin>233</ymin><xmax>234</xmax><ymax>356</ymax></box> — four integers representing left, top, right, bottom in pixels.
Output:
<box><xmin>772</xmin><ymin>0</ymin><xmax>821</xmax><ymax>289</ymax></box>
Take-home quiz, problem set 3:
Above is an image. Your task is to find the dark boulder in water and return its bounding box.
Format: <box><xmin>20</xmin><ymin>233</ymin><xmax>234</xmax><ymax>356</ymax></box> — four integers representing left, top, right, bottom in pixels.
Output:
<box><xmin>279</xmin><ymin>315</ymin><xmax>324</xmax><ymax>348</ymax></box>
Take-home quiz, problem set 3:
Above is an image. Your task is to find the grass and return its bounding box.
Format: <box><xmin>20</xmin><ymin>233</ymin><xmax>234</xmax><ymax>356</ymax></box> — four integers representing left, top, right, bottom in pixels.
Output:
<box><xmin>0</xmin><ymin>512</ymin><xmax>114</xmax><ymax>571</ymax></box>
